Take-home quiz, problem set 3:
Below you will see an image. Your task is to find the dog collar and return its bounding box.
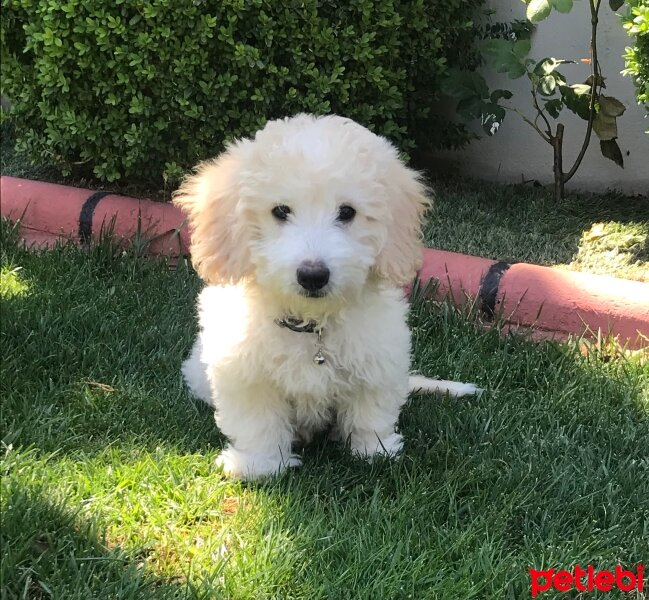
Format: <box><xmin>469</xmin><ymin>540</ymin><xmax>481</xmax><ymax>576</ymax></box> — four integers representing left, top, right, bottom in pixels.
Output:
<box><xmin>274</xmin><ymin>317</ymin><xmax>319</xmax><ymax>333</ymax></box>
<box><xmin>274</xmin><ymin>317</ymin><xmax>326</xmax><ymax>365</ymax></box>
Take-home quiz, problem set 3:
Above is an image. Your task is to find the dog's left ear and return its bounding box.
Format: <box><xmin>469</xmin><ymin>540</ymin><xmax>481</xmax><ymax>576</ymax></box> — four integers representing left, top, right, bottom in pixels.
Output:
<box><xmin>173</xmin><ymin>145</ymin><xmax>251</xmax><ymax>284</ymax></box>
<box><xmin>373</xmin><ymin>160</ymin><xmax>431</xmax><ymax>286</ymax></box>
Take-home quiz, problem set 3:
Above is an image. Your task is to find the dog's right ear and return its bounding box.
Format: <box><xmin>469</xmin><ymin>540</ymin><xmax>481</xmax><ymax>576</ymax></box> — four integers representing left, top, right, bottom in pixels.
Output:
<box><xmin>173</xmin><ymin>147</ymin><xmax>250</xmax><ymax>284</ymax></box>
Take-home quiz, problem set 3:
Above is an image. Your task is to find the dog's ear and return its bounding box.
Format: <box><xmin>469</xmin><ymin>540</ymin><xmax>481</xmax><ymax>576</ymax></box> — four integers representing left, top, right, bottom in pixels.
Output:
<box><xmin>173</xmin><ymin>147</ymin><xmax>250</xmax><ymax>284</ymax></box>
<box><xmin>373</xmin><ymin>161</ymin><xmax>431</xmax><ymax>286</ymax></box>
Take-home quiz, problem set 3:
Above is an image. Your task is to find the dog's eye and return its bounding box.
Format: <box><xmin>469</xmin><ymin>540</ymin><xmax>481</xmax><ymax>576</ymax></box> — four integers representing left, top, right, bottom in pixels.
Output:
<box><xmin>271</xmin><ymin>205</ymin><xmax>291</xmax><ymax>221</ymax></box>
<box><xmin>337</xmin><ymin>204</ymin><xmax>356</xmax><ymax>223</ymax></box>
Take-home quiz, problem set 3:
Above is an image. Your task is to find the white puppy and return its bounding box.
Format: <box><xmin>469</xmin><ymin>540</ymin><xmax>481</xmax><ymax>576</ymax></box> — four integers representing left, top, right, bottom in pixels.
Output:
<box><xmin>175</xmin><ymin>114</ymin><xmax>479</xmax><ymax>480</ymax></box>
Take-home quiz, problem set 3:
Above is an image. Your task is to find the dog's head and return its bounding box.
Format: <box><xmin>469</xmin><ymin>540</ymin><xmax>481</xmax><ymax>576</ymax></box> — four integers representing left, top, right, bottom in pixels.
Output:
<box><xmin>174</xmin><ymin>114</ymin><xmax>430</xmax><ymax>304</ymax></box>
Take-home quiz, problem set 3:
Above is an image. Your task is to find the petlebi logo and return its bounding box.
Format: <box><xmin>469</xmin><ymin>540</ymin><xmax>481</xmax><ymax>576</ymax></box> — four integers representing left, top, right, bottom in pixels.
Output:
<box><xmin>529</xmin><ymin>564</ymin><xmax>644</xmax><ymax>597</ymax></box>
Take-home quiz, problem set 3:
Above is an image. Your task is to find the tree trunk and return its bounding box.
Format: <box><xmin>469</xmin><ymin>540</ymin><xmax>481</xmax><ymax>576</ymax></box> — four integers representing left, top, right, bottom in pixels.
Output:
<box><xmin>553</xmin><ymin>124</ymin><xmax>565</xmax><ymax>201</ymax></box>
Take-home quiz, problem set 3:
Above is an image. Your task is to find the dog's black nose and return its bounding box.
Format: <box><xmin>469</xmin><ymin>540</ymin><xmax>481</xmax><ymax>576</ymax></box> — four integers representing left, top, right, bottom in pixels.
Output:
<box><xmin>297</xmin><ymin>261</ymin><xmax>330</xmax><ymax>292</ymax></box>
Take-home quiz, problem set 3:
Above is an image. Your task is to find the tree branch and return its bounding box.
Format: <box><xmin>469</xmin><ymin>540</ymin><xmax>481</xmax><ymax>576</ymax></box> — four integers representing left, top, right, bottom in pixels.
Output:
<box><xmin>531</xmin><ymin>89</ymin><xmax>554</xmax><ymax>138</ymax></box>
<box><xmin>563</xmin><ymin>0</ymin><xmax>601</xmax><ymax>184</ymax></box>
<box><xmin>505</xmin><ymin>105</ymin><xmax>553</xmax><ymax>144</ymax></box>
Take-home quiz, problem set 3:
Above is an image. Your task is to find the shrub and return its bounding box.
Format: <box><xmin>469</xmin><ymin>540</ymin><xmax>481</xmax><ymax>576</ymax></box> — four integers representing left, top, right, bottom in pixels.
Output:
<box><xmin>1</xmin><ymin>0</ymin><xmax>484</xmax><ymax>183</ymax></box>
<box><xmin>621</xmin><ymin>0</ymin><xmax>649</xmax><ymax>130</ymax></box>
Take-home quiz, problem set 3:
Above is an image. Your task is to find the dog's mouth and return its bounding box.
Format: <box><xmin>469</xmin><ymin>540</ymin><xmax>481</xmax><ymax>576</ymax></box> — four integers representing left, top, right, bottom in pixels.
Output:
<box><xmin>299</xmin><ymin>288</ymin><xmax>328</xmax><ymax>299</ymax></box>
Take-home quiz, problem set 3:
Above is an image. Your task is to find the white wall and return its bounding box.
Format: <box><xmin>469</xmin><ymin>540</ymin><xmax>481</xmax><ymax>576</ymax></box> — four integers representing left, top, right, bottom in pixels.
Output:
<box><xmin>436</xmin><ymin>0</ymin><xmax>648</xmax><ymax>194</ymax></box>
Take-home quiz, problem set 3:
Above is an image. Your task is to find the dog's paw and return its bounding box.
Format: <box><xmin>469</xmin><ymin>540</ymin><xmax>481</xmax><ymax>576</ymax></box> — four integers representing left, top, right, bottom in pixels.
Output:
<box><xmin>350</xmin><ymin>432</ymin><xmax>403</xmax><ymax>461</ymax></box>
<box><xmin>449</xmin><ymin>383</ymin><xmax>483</xmax><ymax>397</ymax></box>
<box><xmin>216</xmin><ymin>446</ymin><xmax>301</xmax><ymax>480</ymax></box>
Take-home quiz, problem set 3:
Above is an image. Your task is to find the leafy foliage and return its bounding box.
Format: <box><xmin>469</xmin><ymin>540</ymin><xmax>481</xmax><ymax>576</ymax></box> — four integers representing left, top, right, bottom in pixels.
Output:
<box><xmin>481</xmin><ymin>18</ymin><xmax>535</xmax><ymax>42</ymax></box>
<box><xmin>0</xmin><ymin>0</ymin><xmax>484</xmax><ymax>183</ymax></box>
<box><xmin>442</xmin><ymin>18</ymin><xmax>534</xmax><ymax>137</ymax></box>
<box><xmin>440</xmin><ymin>69</ymin><xmax>511</xmax><ymax>135</ymax></box>
<box><xmin>476</xmin><ymin>19</ymin><xmax>625</xmax><ymax>158</ymax></box>
<box><xmin>621</xmin><ymin>0</ymin><xmax>649</xmax><ymax>130</ymax></box>
<box><xmin>443</xmin><ymin>0</ymin><xmax>629</xmax><ymax>189</ymax></box>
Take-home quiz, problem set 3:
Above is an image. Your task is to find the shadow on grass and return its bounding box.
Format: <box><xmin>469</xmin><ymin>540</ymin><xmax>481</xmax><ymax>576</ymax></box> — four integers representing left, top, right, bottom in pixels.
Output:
<box><xmin>0</xmin><ymin>481</ymin><xmax>198</xmax><ymax>600</ymax></box>
<box><xmin>0</xmin><ymin>223</ymin><xmax>222</xmax><ymax>457</ymax></box>
<box><xmin>423</xmin><ymin>177</ymin><xmax>649</xmax><ymax>280</ymax></box>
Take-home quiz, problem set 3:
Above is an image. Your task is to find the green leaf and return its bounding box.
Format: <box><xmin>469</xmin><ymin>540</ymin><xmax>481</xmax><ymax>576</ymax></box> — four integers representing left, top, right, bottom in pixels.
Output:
<box><xmin>490</xmin><ymin>89</ymin><xmax>514</xmax><ymax>102</ymax></box>
<box><xmin>508</xmin><ymin>62</ymin><xmax>528</xmax><ymax>79</ymax></box>
<box><xmin>593</xmin><ymin>112</ymin><xmax>618</xmax><ymax>140</ymax></box>
<box><xmin>534</xmin><ymin>57</ymin><xmax>557</xmax><ymax>76</ymax></box>
<box><xmin>457</xmin><ymin>96</ymin><xmax>487</xmax><ymax>120</ymax></box>
<box><xmin>513</xmin><ymin>40</ymin><xmax>532</xmax><ymax>59</ymax></box>
<box><xmin>544</xmin><ymin>98</ymin><xmax>563</xmax><ymax>118</ymax></box>
<box><xmin>571</xmin><ymin>84</ymin><xmax>592</xmax><ymax>96</ymax></box>
<box><xmin>534</xmin><ymin>58</ymin><xmax>574</xmax><ymax>76</ymax></box>
<box><xmin>552</xmin><ymin>70</ymin><xmax>568</xmax><ymax>85</ymax></box>
<box><xmin>585</xmin><ymin>74</ymin><xmax>606</xmax><ymax>89</ymax></box>
<box><xmin>551</xmin><ymin>0</ymin><xmax>574</xmax><ymax>13</ymax></box>
<box><xmin>539</xmin><ymin>75</ymin><xmax>557</xmax><ymax>95</ymax></box>
<box><xmin>482</xmin><ymin>39</ymin><xmax>514</xmax><ymax>71</ymax></box>
<box><xmin>599</xmin><ymin>95</ymin><xmax>626</xmax><ymax>117</ymax></box>
<box><xmin>560</xmin><ymin>85</ymin><xmax>592</xmax><ymax>120</ymax></box>
<box><xmin>482</xmin><ymin>39</ymin><xmax>528</xmax><ymax>79</ymax></box>
<box><xmin>527</xmin><ymin>0</ymin><xmax>552</xmax><ymax>23</ymax></box>
<box><xmin>481</xmin><ymin>104</ymin><xmax>506</xmax><ymax>135</ymax></box>
<box><xmin>609</xmin><ymin>0</ymin><xmax>624</xmax><ymax>11</ymax></box>
<box><xmin>441</xmin><ymin>69</ymin><xmax>489</xmax><ymax>100</ymax></box>
<box><xmin>600</xmin><ymin>138</ymin><xmax>624</xmax><ymax>167</ymax></box>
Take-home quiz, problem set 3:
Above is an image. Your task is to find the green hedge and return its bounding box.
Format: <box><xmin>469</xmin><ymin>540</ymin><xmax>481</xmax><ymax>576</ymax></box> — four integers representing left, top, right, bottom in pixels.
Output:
<box><xmin>1</xmin><ymin>0</ymin><xmax>484</xmax><ymax>183</ymax></box>
<box><xmin>621</xmin><ymin>0</ymin><xmax>649</xmax><ymax>130</ymax></box>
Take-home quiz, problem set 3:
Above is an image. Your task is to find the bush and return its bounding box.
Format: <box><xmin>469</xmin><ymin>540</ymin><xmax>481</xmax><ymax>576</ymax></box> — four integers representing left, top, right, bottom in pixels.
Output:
<box><xmin>621</xmin><ymin>0</ymin><xmax>649</xmax><ymax>130</ymax></box>
<box><xmin>1</xmin><ymin>0</ymin><xmax>484</xmax><ymax>183</ymax></box>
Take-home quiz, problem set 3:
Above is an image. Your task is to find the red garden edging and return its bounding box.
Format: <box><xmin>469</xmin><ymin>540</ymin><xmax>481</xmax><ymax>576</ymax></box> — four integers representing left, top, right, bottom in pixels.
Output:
<box><xmin>2</xmin><ymin>175</ymin><xmax>647</xmax><ymax>349</ymax></box>
<box><xmin>0</xmin><ymin>176</ymin><xmax>189</xmax><ymax>256</ymax></box>
<box><xmin>419</xmin><ymin>249</ymin><xmax>648</xmax><ymax>349</ymax></box>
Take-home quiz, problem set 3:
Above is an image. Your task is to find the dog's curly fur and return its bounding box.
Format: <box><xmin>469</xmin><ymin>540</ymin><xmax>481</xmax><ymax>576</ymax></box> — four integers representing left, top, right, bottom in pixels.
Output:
<box><xmin>175</xmin><ymin>114</ymin><xmax>479</xmax><ymax>480</ymax></box>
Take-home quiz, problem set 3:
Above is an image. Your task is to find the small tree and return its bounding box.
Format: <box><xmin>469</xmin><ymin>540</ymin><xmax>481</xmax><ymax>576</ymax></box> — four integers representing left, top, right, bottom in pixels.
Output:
<box><xmin>443</xmin><ymin>0</ymin><xmax>627</xmax><ymax>201</ymax></box>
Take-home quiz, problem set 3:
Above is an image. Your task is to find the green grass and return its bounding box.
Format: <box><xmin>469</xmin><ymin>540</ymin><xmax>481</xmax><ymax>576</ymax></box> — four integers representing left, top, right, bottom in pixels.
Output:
<box><xmin>425</xmin><ymin>178</ymin><xmax>649</xmax><ymax>281</ymax></box>
<box><xmin>1</xmin><ymin>219</ymin><xmax>648</xmax><ymax>599</ymax></box>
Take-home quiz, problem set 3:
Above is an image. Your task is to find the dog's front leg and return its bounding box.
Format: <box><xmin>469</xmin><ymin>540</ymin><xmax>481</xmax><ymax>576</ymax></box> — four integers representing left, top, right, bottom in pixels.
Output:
<box><xmin>213</xmin><ymin>380</ymin><xmax>299</xmax><ymax>479</ymax></box>
<box><xmin>337</xmin><ymin>385</ymin><xmax>405</xmax><ymax>460</ymax></box>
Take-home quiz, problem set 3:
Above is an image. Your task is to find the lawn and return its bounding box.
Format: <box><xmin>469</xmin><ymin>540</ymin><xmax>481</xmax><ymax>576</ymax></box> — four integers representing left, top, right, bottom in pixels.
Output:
<box><xmin>1</xmin><ymin>217</ymin><xmax>648</xmax><ymax>600</ymax></box>
<box><xmin>423</xmin><ymin>179</ymin><xmax>649</xmax><ymax>282</ymax></box>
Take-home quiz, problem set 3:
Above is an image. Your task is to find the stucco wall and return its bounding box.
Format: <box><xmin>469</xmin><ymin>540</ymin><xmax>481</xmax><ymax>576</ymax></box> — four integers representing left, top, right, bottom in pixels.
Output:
<box><xmin>436</xmin><ymin>1</ymin><xmax>648</xmax><ymax>194</ymax></box>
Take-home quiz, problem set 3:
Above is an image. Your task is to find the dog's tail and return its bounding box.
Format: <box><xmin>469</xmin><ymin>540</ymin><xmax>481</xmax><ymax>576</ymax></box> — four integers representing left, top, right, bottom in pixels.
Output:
<box><xmin>408</xmin><ymin>375</ymin><xmax>482</xmax><ymax>397</ymax></box>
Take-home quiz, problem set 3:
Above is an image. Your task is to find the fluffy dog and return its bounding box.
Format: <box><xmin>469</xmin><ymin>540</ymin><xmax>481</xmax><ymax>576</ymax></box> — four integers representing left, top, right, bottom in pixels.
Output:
<box><xmin>175</xmin><ymin>114</ymin><xmax>479</xmax><ymax>480</ymax></box>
